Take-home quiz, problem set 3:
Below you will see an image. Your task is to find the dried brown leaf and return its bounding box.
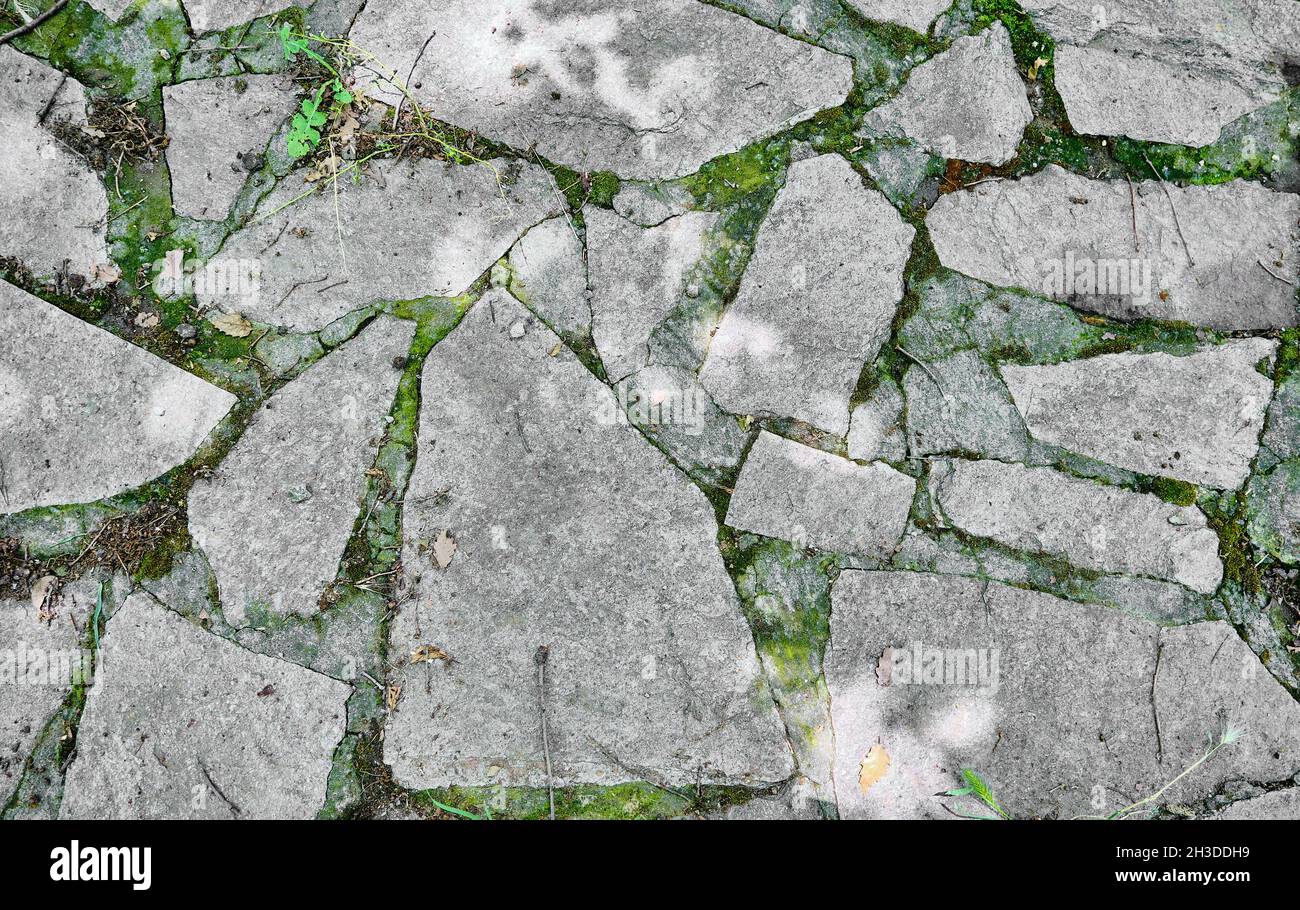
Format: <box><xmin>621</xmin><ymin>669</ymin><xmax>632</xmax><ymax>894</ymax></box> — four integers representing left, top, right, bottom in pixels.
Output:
<box><xmin>858</xmin><ymin>744</ymin><xmax>891</xmax><ymax>795</ymax></box>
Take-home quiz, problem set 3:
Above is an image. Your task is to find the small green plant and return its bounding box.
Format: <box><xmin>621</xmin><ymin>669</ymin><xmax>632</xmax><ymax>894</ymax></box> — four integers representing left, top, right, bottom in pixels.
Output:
<box><xmin>943</xmin><ymin>768</ymin><xmax>1011</xmax><ymax>820</ymax></box>
<box><xmin>279</xmin><ymin>24</ymin><xmax>353</xmax><ymax>159</ymax></box>
<box><xmin>422</xmin><ymin>795</ymin><xmax>492</xmax><ymax>821</ymax></box>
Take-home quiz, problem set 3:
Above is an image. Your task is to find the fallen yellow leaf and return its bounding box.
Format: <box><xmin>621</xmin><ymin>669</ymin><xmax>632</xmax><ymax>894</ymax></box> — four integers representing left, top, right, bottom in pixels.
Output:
<box><xmin>431</xmin><ymin>528</ymin><xmax>457</xmax><ymax>570</ymax></box>
<box><xmin>858</xmin><ymin>744</ymin><xmax>891</xmax><ymax>794</ymax></box>
<box><xmin>209</xmin><ymin>311</ymin><xmax>253</xmax><ymax>338</ymax></box>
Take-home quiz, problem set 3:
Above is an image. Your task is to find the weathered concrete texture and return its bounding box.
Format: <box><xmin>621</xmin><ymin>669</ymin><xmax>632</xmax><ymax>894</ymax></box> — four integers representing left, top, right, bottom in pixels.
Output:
<box><xmin>189</xmin><ymin>315</ymin><xmax>415</xmax><ymax>626</ymax></box>
<box><xmin>204</xmin><ymin>157</ymin><xmax>560</xmax><ymax>331</ymax></box>
<box><xmin>1247</xmin><ymin>459</ymin><xmax>1300</xmax><ymax>565</ymax></box>
<box><xmin>904</xmin><ymin>349</ymin><xmax>1029</xmax><ymax>462</ymax></box>
<box><xmin>84</xmin><ymin>0</ymin><xmax>135</xmax><ymax>20</ymax></box>
<box><xmin>185</xmin><ymin>0</ymin><xmax>309</xmax><ymax>32</ymax></box>
<box><xmin>387</xmin><ymin>289</ymin><xmax>792</xmax><ymax>788</ymax></box>
<box><xmin>1001</xmin><ymin>339</ymin><xmax>1278</xmax><ymax>490</ymax></box>
<box><xmin>60</xmin><ymin>594</ymin><xmax>351</xmax><ymax>819</ymax></box>
<box><xmin>613</xmin><ymin>182</ymin><xmax>692</xmax><ymax>227</ymax></box>
<box><xmin>864</xmin><ymin>25</ymin><xmax>1031</xmax><ymax>165</ymax></box>
<box><xmin>0</xmin><ymin>280</ymin><xmax>235</xmax><ymax>515</ymax></box>
<box><xmin>506</xmin><ymin>216</ymin><xmax>590</xmax><ymax>339</ymax></box>
<box><xmin>929</xmin><ymin>460</ymin><xmax>1223</xmax><ymax>594</ymax></box>
<box><xmin>927</xmin><ymin>166</ymin><xmax>1300</xmax><ymax>330</ymax></box>
<box><xmin>844</xmin><ymin>0</ymin><xmax>950</xmax><ymax>32</ymax></box>
<box><xmin>827</xmin><ymin>571</ymin><xmax>1300</xmax><ymax>819</ymax></box>
<box><xmin>848</xmin><ymin>379</ymin><xmax>906</xmax><ymax>463</ymax></box>
<box><xmin>587</xmin><ymin>207</ymin><xmax>717</xmax><ymax>381</ymax></box>
<box><xmin>700</xmin><ymin>155</ymin><xmax>914</xmax><ymax>435</ymax></box>
<box><xmin>163</xmin><ymin>74</ymin><xmax>296</xmax><ymax>220</ymax></box>
<box><xmin>726</xmin><ymin>431</ymin><xmax>915</xmax><ymax>558</ymax></box>
<box><xmin>0</xmin><ymin>579</ymin><xmax>96</xmax><ymax>806</ymax></box>
<box><xmin>1209</xmin><ymin>788</ymin><xmax>1300</xmax><ymax>820</ymax></box>
<box><xmin>347</xmin><ymin>0</ymin><xmax>853</xmax><ymax>180</ymax></box>
<box><xmin>1021</xmin><ymin>0</ymin><xmax>1300</xmax><ymax>147</ymax></box>
<box><xmin>0</xmin><ymin>47</ymin><xmax>109</xmax><ymax>283</ymax></box>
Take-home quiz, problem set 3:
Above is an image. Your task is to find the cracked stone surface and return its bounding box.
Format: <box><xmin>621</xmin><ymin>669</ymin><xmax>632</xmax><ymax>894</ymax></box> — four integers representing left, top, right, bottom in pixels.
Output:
<box><xmin>202</xmin><ymin>157</ymin><xmax>561</xmax><ymax>331</ymax></box>
<box><xmin>189</xmin><ymin>315</ymin><xmax>415</xmax><ymax>626</ymax></box>
<box><xmin>904</xmin><ymin>349</ymin><xmax>1030</xmax><ymax>462</ymax></box>
<box><xmin>386</xmin><ymin>289</ymin><xmax>792</xmax><ymax>788</ymax></box>
<box><xmin>60</xmin><ymin>593</ymin><xmax>351</xmax><ymax>819</ymax></box>
<box><xmin>347</xmin><ymin>0</ymin><xmax>853</xmax><ymax>180</ymax></box>
<box><xmin>700</xmin><ymin>154</ymin><xmax>914</xmax><ymax>435</ymax></box>
<box><xmin>587</xmin><ymin>207</ymin><xmax>717</xmax><ymax>382</ymax></box>
<box><xmin>1209</xmin><ymin>788</ymin><xmax>1300</xmax><ymax>820</ymax></box>
<box><xmin>928</xmin><ymin>166</ymin><xmax>1300</xmax><ymax>331</ymax></box>
<box><xmin>0</xmin><ymin>47</ymin><xmax>110</xmax><ymax>283</ymax></box>
<box><xmin>163</xmin><ymin>75</ymin><xmax>296</xmax><ymax>221</ymax></box>
<box><xmin>929</xmin><ymin>460</ymin><xmax>1224</xmax><ymax>594</ymax></box>
<box><xmin>844</xmin><ymin>0</ymin><xmax>951</xmax><ymax>32</ymax></box>
<box><xmin>0</xmin><ymin>279</ymin><xmax>236</xmax><ymax>515</ymax></box>
<box><xmin>1001</xmin><ymin>340</ymin><xmax>1278</xmax><ymax>490</ymax></box>
<box><xmin>864</xmin><ymin>25</ymin><xmax>1031</xmax><ymax>165</ymax></box>
<box><xmin>725</xmin><ymin>431</ymin><xmax>915</xmax><ymax>558</ymax></box>
<box><xmin>506</xmin><ymin>216</ymin><xmax>590</xmax><ymax>339</ymax></box>
<box><xmin>1021</xmin><ymin>0</ymin><xmax>1300</xmax><ymax>147</ymax></box>
<box><xmin>847</xmin><ymin>379</ymin><xmax>906</xmax><ymax>463</ymax></box>
<box><xmin>828</xmin><ymin>572</ymin><xmax>1300</xmax><ymax>819</ymax></box>
<box><xmin>1248</xmin><ymin>460</ymin><xmax>1300</xmax><ymax>565</ymax></box>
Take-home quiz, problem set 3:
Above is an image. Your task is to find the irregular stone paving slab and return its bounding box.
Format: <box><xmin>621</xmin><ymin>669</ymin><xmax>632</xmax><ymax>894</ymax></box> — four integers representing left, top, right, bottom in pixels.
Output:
<box><xmin>203</xmin><ymin>157</ymin><xmax>560</xmax><ymax>332</ymax></box>
<box><xmin>1021</xmin><ymin>0</ymin><xmax>1300</xmax><ymax>147</ymax></box>
<box><xmin>613</xmin><ymin>182</ymin><xmax>692</xmax><ymax>228</ymax></box>
<box><xmin>60</xmin><ymin>593</ymin><xmax>351</xmax><ymax>819</ymax></box>
<box><xmin>927</xmin><ymin>166</ymin><xmax>1300</xmax><ymax>330</ymax></box>
<box><xmin>189</xmin><ymin>315</ymin><xmax>414</xmax><ymax>626</ymax></box>
<box><xmin>1247</xmin><ymin>460</ymin><xmax>1300</xmax><ymax>565</ymax></box>
<box><xmin>929</xmin><ymin>460</ymin><xmax>1223</xmax><ymax>594</ymax></box>
<box><xmin>847</xmin><ymin>379</ymin><xmax>906</xmax><ymax>463</ymax></box>
<box><xmin>0</xmin><ymin>280</ymin><xmax>236</xmax><ymax>515</ymax></box>
<box><xmin>186</xmin><ymin>1</ymin><xmax>309</xmax><ymax>32</ymax></box>
<box><xmin>587</xmin><ymin>207</ymin><xmax>717</xmax><ymax>381</ymax></box>
<box><xmin>904</xmin><ymin>349</ymin><xmax>1029</xmax><ymax>462</ymax></box>
<box><xmin>726</xmin><ymin>431</ymin><xmax>915</xmax><ymax>558</ymax></box>
<box><xmin>506</xmin><ymin>216</ymin><xmax>589</xmax><ymax>339</ymax></box>
<box><xmin>0</xmin><ymin>47</ymin><xmax>110</xmax><ymax>283</ymax></box>
<box><xmin>700</xmin><ymin>155</ymin><xmax>914</xmax><ymax>435</ymax></box>
<box><xmin>1001</xmin><ymin>339</ymin><xmax>1278</xmax><ymax>490</ymax></box>
<box><xmin>1209</xmin><ymin>788</ymin><xmax>1300</xmax><ymax>820</ymax></box>
<box><xmin>827</xmin><ymin>572</ymin><xmax>1300</xmax><ymax>819</ymax></box>
<box><xmin>387</xmin><ymin>289</ymin><xmax>792</xmax><ymax>788</ymax></box>
<box><xmin>864</xmin><ymin>25</ymin><xmax>1031</xmax><ymax>165</ymax></box>
<box><xmin>844</xmin><ymin>0</ymin><xmax>951</xmax><ymax>32</ymax></box>
<box><xmin>0</xmin><ymin>579</ymin><xmax>96</xmax><ymax>806</ymax></box>
<box><xmin>348</xmin><ymin>0</ymin><xmax>852</xmax><ymax>180</ymax></box>
<box><xmin>163</xmin><ymin>74</ymin><xmax>296</xmax><ymax>220</ymax></box>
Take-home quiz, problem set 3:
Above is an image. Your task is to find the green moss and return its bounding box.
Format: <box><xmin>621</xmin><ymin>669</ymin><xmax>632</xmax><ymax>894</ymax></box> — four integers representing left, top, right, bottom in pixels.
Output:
<box><xmin>683</xmin><ymin>138</ymin><xmax>789</xmax><ymax>210</ymax></box>
<box><xmin>1145</xmin><ymin>477</ymin><xmax>1199</xmax><ymax>507</ymax></box>
<box><xmin>1205</xmin><ymin>492</ymin><xmax>1263</xmax><ymax>595</ymax></box>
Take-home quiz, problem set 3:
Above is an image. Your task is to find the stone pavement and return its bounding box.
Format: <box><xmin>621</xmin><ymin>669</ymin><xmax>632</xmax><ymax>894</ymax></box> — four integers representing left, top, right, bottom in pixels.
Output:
<box><xmin>0</xmin><ymin>0</ymin><xmax>1297</xmax><ymax>820</ymax></box>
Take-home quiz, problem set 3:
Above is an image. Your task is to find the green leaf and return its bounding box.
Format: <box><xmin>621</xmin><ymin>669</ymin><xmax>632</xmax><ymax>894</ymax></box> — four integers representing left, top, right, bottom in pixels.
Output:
<box><xmin>943</xmin><ymin>786</ymin><xmax>974</xmax><ymax>797</ymax></box>
<box><xmin>961</xmin><ymin>768</ymin><xmax>1010</xmax><ymax>820</ymax></box>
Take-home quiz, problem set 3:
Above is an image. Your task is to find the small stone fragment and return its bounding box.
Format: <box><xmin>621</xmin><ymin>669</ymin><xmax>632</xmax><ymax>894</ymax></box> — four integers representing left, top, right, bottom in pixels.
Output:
<box><xmin>189</xmin><ymin>315</ymin><xmax>415</xmax><ymax>626</ymax></box>
<box><xmin>864</xmin><ymin>24</ymin><xmax>1031</xmax><ymax>165</ymax></box>
<box><xmin>847</xmin><ymin>379</ymin><xmax>906</xmax><ymax>463</ymax></box>
<box><xmin>506</xmin><ymin>216</ymin><xmax>590</xmax><ymax>339</ymax></box>
<box><xmin>1247</xmin><ymin>459</ymin><xmax>1300</xmax><ymax>565</ymax></box>
<box><xmin>929</xmin><ymin>459</ymin><xmax>1224</xmax><ymax>594</ymax></box>
<box><xmin>844</xmin><ymin>0</ymin><xmax>951</xmax><ymax>32</ymax></box>
<box><xmin>700</xmin><ymin>155</ymin><xmax>914</xmax><ymax>435</ymax></box>
<box><xmin>1001</xmin><ymin>340</ymin><xmax>1278</xmax><ymax>489</ymax></box>
<box><xmin>60</xmin><ymin>594</ymin><xmax>351</xmax><ymax>819</ymax></box>
<box><xmin>904</xmin><ymin>349</ymin><xmax>1029</xmax><ymax>462</ymax></box>
<box><xmin>725</xmin><ymin>431</ymin><xmax>915</xmax><ymax>558</ymax></box>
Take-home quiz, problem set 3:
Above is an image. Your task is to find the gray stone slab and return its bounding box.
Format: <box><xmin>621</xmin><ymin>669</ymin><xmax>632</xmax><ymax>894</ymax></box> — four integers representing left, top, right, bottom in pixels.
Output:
<box><xmin>185</xmin><ymin>0</ymin><xmax>309</xmax><ymax>32</ymax></box>
<box><xmin>587</xmin><ymin>207</ymin><xmax>717</xmax><ymax>382</ymax></box>
<box><xmin>189</xmin><ymin>315</ymin><xmax>414</xmax><ymax>627</ymax></box>
<box><xmin>847</xmin><ymin>379</ymin><xmax>906</xmax><ymax>463</ymax></box>
<box><xmin>844</xmin><ymin>0</ymin><xmax>951</xmax><ymax>32</ymax></box>
<box><xmin>612</xmin><ymin>182</ymin><xmax>692</xmax><ymax>228</ymax></box>
<box><xmin>1209</xmin><ymin>788</ymin><xmax>1300</xmax><ymax>820</ymax></box>
<box><xmin>927</xmin><ymin>165</ymin><xmax>1300</xmax><ymax>331</ymax></box>
<box><xmin>506</xmin><ymin>216</ymin><xmax>589</xmax><ymax>339</ymax></box>
<box><xmin>864</xmin><ymin>24</ymin><xmax>1030</xmax><ymax>165</ymax></box>
<box><xmin>904</xmin><ymin>349</ymin><xmax>1029</xmax><ymax>461</ymax></box>
<box><xmin>163</xmin><ymin>74</ymin><xmax>296</xmax><ymax>221</ymax></box>
<box><xmin>347</xmin><ymin>0</ymin><xmax>853</xmax><ymax>180</ymax></box>
<box><xmin>60</xmin><ymin>593</ymin><xmax>351</xmax><ymax>819</ymax></box>
<box><xmin>1248</xmin><ymin>459</ymin><xmax>1300</xmax><ymax>565</ymax></box>
<box><xmin>0</xmin><ymin>280</ymin><xmax>236</xmax><ymax>515</ymax></box>
<box><xmin>1001</xmin><ymin>340</ymin><xmax>1278</xmax><ymax>490</ymax></box>
<box><xmin>929</xmin><ymin>459</ymin><xmax>1223</xmax><ymax>594</ymax></box>
<box><xmin>725</xmin><ymin>431</ymin><xmax>915</xmax><ymax>558</ymax></box>
<box><xmin>386</xmin><ymin>288</ymin><xmax>792</xmax><ymax>788</ymax></box>
<box><xmin>1022</xmin><ymin>0</ymin><xmax>1300</xmax><ymax>147</ymax></box>
<box><xmin>0</xmin><ymin>579</ymin><xmax>96</xmax><ymax>806</ymax></box>
<box><xmin>827</xmin><ymin>571</ymin><xmax>1300</xmax><ymax>819</ymax></box>
<box><xmin>699</xmin><ymin>155</ymin><xmax>914</xmax><ymax>435</ymax></box>
<box><xmin>85</xmin><ymin>0</ymin><xmax>134</xmax><ymax>20</ymax></box>
<box><xmin>0</xmin><ymin>47</ymin><xmax>109</xmax><ymax>283</ymax></box>
<box><xmin>203</xmin><ymin>157</ymin><xmax>560</xmax><ymax>331</ymax></box>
